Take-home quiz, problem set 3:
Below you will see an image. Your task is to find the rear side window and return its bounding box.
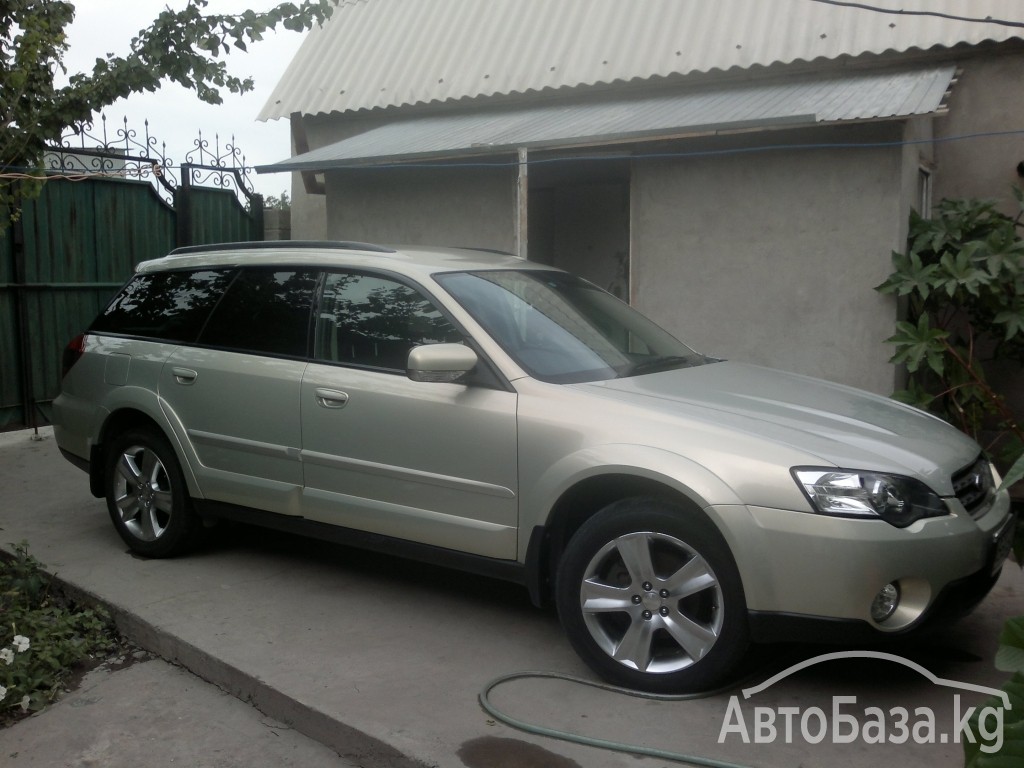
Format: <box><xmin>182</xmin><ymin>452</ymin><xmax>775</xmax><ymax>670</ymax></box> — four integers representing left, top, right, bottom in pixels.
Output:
<box><xmin>91</xmin><ymin>269</ymin><xmax>234</xmax><ymax>342</ymax></box>
<box><xmin>198</xmin><ymin>268</ymin><xmax>319</xmax><ymax>357</ymax></box>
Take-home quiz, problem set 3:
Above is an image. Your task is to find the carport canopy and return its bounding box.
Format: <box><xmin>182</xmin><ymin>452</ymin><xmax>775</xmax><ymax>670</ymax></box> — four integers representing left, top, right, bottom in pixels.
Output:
<box><xmin>255</xmin><ymin>64</ymin><xmax>956</xmax><ymax>173</ymax></box>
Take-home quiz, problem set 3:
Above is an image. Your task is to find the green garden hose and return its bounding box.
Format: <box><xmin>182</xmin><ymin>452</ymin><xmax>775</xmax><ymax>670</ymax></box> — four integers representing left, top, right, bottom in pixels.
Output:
<box><xmin>479</xmin><ymin>670</ymin><xmax>760</xmax><ymax>768</ymax></box>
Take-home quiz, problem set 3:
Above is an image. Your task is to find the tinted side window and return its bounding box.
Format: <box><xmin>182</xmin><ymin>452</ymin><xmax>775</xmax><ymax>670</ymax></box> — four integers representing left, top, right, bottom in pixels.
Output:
<box><xmin>315</xmin><ymin>272</ymin><xmax>462</xmax><ymax>370</ymax></box>
<box><xmin>90</xmin><ymin>269</ymin><xmax>234</xmax><ymax>342</ymax></box>
<box><xmin>198</xmin><ymin>268</ymin><xmax>318</xmax><ymax>357</ymax></box>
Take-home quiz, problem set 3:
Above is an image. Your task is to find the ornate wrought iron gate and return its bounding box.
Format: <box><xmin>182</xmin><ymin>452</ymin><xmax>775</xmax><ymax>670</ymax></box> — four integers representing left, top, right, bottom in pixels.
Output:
<box><xmin>1</xmin><ymin>118</ymin><xmax>265</xmax><ymax>431</ymax></box>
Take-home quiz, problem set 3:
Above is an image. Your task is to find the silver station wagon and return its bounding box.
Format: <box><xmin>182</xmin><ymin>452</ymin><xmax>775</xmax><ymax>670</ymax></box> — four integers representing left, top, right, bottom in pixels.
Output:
<box><xmin>53</xmin><ymin>242</ymin><xmax>1016</xmax><ymax>692</ymax></box>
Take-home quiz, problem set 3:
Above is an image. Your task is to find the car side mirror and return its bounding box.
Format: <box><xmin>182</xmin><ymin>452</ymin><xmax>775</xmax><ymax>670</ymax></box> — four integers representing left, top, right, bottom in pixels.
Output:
<box><xmin>406</xmin><ymin>343</ymin><xmax>479</xmax><ymax>383</ymax></box>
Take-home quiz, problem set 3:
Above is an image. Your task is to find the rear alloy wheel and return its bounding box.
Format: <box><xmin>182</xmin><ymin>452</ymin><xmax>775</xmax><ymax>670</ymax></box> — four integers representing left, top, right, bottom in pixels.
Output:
<box><xmin>105</xmin><ymin>429</ymin><xmax>198</xmax><ymax>557</ymax></box>
<box><xmin>556</xmin><ymin>498</ymin><xmax>749</xmax><ymax>693</ymax></box>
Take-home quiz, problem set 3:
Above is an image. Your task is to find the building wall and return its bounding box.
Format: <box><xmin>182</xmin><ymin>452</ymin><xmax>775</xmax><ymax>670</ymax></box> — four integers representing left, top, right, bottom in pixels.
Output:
<box><xmin>630</xmin><ymin>125</ymin><xmax>913</xmax><ymax>395</ymax></box>
<box><xmin>287</xmin><ymin>113</ymin><xmax>396</xmax><ymax>240</ymax></box>
<box><xmin>931</xmin><ymin>49</ymin><xmax>1024</xmax><ymax>418</ymax></box>
<box><xmin>289</xmin><ymin>170</ymin><xmax>326</xmax><ymax>240</ymax></box>
<box><xmin>262</xmin><ymin>208</ymin><xmax>291</xmax><ymax>241</ymax></box>
<box><xmin>933</xmin><ymin>48</ymin><xmax>1024</xmax><ymax>213</ymax></box>
<box><xmin>323</xmin><ymin>165</ymin><xmax>518</xmax><ymax>251</ymax></box>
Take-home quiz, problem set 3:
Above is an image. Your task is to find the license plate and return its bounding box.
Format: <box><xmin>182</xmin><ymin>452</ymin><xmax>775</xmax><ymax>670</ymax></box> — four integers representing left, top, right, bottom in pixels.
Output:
<box><xmin>990</xmin><ymin>514</ymin><xmax>1018</xmax><ymax>577</ymax></box>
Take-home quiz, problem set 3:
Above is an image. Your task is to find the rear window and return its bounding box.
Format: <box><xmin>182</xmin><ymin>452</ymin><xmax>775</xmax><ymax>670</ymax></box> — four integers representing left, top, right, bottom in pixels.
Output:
<box><xmin>198</xmin><ymin>268</ymin><xmax>318</xmax><ymax>357</ymax></box>
<box><xmin>90</xmin><ymin>269</ymin><xmax>234</xmax><ymax>342</ymax></box>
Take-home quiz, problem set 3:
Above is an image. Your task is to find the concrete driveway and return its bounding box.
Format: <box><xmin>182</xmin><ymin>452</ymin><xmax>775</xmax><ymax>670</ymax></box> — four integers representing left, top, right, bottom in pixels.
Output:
<box><xmin>1</xmin><ymin>427</ymin><xmax>1021</xmax><ymax>767</ymax></box>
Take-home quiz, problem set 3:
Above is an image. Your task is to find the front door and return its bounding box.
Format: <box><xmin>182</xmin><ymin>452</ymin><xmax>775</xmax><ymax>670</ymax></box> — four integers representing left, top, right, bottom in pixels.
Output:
<box><xmin>299</xmin><ymin>271</ymin><xmax>519</xmax><ymax>559</ymax></box>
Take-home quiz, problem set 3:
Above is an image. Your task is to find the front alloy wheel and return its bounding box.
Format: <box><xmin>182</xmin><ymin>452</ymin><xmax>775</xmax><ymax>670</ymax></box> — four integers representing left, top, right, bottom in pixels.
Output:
<box><xmin>580</xmin><ymin>530</ymin><xmax>724</xmax><ymax>674</ymax></box>
<box><xmin>557</xmin><ymin>499</ymin><xmax>748</xmax><ymax>692</ymax></box>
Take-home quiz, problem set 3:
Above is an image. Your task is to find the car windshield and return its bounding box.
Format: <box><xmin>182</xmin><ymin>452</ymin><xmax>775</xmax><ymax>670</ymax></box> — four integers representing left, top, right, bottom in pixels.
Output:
<box><xmin>437</xmin><ymin>270</ymin><xmax>710</xmax><ymax>383</ymax></box>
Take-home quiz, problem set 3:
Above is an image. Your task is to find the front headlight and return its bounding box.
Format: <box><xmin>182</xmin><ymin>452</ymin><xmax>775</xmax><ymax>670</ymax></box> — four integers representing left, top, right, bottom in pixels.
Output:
<box><xmin>792</xmin><ymin>468</ymin><xmax>948</xmax><ymax>528</ymax></box>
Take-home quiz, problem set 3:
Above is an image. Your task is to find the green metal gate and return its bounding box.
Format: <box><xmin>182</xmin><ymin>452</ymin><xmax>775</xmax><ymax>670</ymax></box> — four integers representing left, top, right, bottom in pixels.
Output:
<box><xmin>1</xmin><ymin>128</ymin><xmax>265</xmax><ymax>431</ymax></box>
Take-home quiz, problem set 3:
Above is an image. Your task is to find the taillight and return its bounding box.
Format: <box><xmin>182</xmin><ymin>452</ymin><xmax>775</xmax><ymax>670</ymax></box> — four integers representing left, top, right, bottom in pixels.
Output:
<box><xmin>62</xmin><ymin>333</ymin><xmax>87</xmax><ymax>379</ymax></box>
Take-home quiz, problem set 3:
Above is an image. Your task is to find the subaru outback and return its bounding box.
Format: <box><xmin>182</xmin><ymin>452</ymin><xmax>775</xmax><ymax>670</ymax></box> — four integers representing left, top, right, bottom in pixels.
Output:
<box><xmin>53</xmin><ymin>241</ymin><xmax>1016</xmax><ymax>692</ymax></box>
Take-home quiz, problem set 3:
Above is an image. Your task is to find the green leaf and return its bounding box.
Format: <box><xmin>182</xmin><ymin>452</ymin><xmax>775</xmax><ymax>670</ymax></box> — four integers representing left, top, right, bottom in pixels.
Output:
<box><xmin>877</xmin><ymin>248</ymin><xmax>946</xmax><ymax>298</ymax></box>
<box><xmin>993</xmin><ymin>307</ymin><xmax>1024</xmax><ymax>342</ymax></box>
<box><xmin>998</xmin><ymin>453</ymin><xmax>1024</xmax><ymax>495</ymax></box>
<box><xmin>964</xmin><ymin>672</ymin><xmax>1024</xmax><ymax>767</ymax></box>
<box><xmin>996</xmin><ymin>617</ymin><xmax>1024</xmax><ymax>673</ymax></box>
<box><xmin>886</xmin><ymin>315</ymin><xmax>949</xmax><ymax>374</ymax></box>
<box><xmin>890</xmin><ymin>383</ymin><xmax>936</xmax><ymax>410</ymax></box>
<box><xmin>938</xmin><ymin>250</ymin><xmax>991</xmax><ymax>297</ymax></box>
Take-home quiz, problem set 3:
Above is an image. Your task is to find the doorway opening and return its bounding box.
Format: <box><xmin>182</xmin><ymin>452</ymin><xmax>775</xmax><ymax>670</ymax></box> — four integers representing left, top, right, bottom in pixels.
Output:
<box><xmin>526</xmin><ymin>157</ymin><xmax>631</xmax><ymax>301</ymax></box>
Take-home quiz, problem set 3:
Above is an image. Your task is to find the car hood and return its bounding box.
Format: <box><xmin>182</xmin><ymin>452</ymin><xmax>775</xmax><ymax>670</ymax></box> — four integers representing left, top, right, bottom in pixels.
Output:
<box><xmin>576</xmin><ymin>361</ymin><xmax>979</xmax><ymax>493</ymax></box>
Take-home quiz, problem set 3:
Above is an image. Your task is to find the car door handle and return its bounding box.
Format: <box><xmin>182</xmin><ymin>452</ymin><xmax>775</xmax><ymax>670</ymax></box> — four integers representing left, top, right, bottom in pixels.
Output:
<box><xmin>172</xmin><ymin>367</ymin><xmax>198</xmax><ymax>385</ymax></box>
<box><xmin>315</xmin><ymin>388</ymin><xmax>349</xmax><ymax>409</ymax></box>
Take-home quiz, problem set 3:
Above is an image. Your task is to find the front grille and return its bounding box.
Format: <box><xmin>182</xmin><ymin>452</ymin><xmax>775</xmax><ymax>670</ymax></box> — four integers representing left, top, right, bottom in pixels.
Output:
<box><xmin>951</xmin><ymin>456</ymin><xmax>994</xmax><ymax>518</ymax></box>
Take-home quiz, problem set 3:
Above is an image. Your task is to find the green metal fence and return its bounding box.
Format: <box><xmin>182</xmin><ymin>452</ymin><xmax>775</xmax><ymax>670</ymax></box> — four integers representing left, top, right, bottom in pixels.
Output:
<box><xmin>177</xmin><ymin>171</ymin><xmax>263</xmax><ymax>246</ymax></box>
<box><xmin>1</xmin><ymin>172</ymin><xmax>263</xmax><ymax>431</ymax></box>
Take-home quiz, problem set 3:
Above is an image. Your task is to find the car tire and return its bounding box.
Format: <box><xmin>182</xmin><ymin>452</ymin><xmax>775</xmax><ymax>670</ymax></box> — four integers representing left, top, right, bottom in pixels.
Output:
<box><xmin>104</xmin><ymin>428</ymin><xmax>199</xmax><ymax>558</ymax></box>
<box><xmin>556</xmin><ymin>497</ymin><xmax>749</xmax><ymax>693</ymax></box>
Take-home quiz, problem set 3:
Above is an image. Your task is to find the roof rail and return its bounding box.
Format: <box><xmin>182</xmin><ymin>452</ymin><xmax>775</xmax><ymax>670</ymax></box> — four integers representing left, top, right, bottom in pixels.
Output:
<box><xmin>453</xmin><ymin>246</ymin><xmax>517</xmax><ymax>257</ymax></box>
<box><xmin>168</xmin><ymin>240</ymin><xmax>396</xmax><ymax>256</ymax></box>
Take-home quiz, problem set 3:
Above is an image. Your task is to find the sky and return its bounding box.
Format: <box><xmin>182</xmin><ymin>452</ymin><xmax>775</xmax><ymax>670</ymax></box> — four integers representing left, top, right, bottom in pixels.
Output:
<box><xmin>59</xmin><ymin>0</ymin><xmax>311</xmax><ymax>199</ymax></box>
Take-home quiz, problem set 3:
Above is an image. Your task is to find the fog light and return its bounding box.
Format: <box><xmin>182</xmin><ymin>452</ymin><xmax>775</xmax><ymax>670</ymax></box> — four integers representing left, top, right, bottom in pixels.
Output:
<box><xmin>870</xmin><ymin>583</ymin><xmax>900</xmax><ymax>623</ymax></box>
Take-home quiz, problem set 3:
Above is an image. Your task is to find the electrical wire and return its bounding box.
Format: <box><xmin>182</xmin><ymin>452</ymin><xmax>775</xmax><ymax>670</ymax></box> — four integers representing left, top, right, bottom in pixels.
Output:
<box><xmin>478</xmin><ymin>670</ymin><xmax>760</xmax><ymax>768</ymax></box>
<box><xmin>806</xmin><ymin>0</ymin><xmax>1024</xmax><ymax>29</ymax></box>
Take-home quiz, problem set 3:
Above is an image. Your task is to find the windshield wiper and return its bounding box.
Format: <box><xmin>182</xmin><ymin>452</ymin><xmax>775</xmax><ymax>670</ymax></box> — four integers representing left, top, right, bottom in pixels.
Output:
<box><xmin>626</xmin><ymin>355</ymin><xmax>700</xmax><ymax>376</ymax></box>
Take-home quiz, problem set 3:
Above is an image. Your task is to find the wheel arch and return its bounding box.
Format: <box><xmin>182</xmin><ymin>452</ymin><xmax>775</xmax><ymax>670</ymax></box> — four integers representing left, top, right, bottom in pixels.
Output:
<box><xmin>92</xmin><ymin>405</ymin><xmax>201</xmax><ymax>499</ymax></box>
<box><xmin>524</xmin><ymin>462</ymin><xmax>738</xmax><ymax>608</ymax></box>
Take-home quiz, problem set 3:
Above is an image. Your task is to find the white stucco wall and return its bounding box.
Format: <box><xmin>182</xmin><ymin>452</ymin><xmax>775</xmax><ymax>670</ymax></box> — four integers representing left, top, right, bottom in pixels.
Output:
<box><xmin>932</xmin><ymin>49</ymin><xmax>1024</xmax><ymax>418</ymax></box>
<box><xmin>630</xmin><ymin>129</ymin><xmax>912</xmax><ymax>395</ymax></box>
<box><xmin>323</xmin><ymin>165</ymin><xmax>518</xmax><ymax>251</ymax></box>
<box><xmin>288</xmin><ymin>169</ymin><xmax>327</xmax><ymax>240</ymax></box>
<box><xmin>285</xmin><ymin>113</ymin><xmax>397</xmax><ymax>240</ymax></box>
<box><xmin>933</xmin><ymin>49</ymin><xmax>1024</xmax><ymax>213</ymax></box>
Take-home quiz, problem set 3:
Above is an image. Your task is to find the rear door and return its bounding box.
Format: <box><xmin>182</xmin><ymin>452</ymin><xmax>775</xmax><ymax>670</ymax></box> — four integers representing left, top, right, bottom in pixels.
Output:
<box><xmin>299</xmin><ymin>270</ymin><xmax>519</xmax><ymax>559</ymax></box>
<box><xmin>160</xmin><ymin>267</ymin><xmax>318</xmax><ymax>516</ymax></box>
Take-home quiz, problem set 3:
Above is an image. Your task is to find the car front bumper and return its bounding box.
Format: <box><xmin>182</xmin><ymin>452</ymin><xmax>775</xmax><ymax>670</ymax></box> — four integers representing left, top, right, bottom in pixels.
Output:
<box><xmin>712</xmin><ymin>492</ymin><xmax>1014</xmax><ymax>640</ymax></box>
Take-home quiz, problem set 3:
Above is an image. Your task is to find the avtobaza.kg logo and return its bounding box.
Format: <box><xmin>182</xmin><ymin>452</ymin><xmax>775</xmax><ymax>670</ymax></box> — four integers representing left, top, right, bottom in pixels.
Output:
<box><xmin>718</xmin><ymin>651</ymin><xmax>1009</xmax><ymax>754</ymax></box>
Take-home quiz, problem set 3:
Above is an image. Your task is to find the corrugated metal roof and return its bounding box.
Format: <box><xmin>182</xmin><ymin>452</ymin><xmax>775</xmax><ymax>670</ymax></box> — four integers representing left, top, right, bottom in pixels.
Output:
<box><xmin>256</xmin><ymin>65</ymin><xmax>955</xmax><ymax>171</ymax></box>
<box><xmin>259</xmin><ymin>0</ymin><xmax>1023</xmax><ymax>119</ymax></box>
